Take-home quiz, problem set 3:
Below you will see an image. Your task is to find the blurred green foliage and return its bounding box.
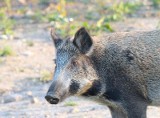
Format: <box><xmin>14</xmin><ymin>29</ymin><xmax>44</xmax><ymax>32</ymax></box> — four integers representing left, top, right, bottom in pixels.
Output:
<box><xmin>40</xmin><ymin>70</ymin><xmax>52</xmax><ymax>83</ymax></box>
<box><xmin>106</xmin><ymin>1</ymin><xmax>141</xmax><ymax>21</ymax></box>
<box><xmin>26</xmin><ymin>40</ymin><xmax>34</xmax><ymax>47</ymax></box>
<box><xmin>5</xmin><ymin>0</ymin><xmax>12</xmax><ymax>11</ymax></box>
<box><xmin>0</xmin><ymin>0</ymin><xmax>15</xmax><ymax>35</ymax></box>
<box><xmin>0</xmin><ymin>9</ymin><xmax>15</xmax><ymax>35</ymax></box>
<box><xmin>157</xmin><ymin>21</ymin><xmax>160</xmax><ymax>29</ymax></box>
<box><xmin>0</xmin><ymin>58</ymin><xmax>4</xmax><ymax>64</ymax></box>
<box><xmin>0</xmin><ymin>0</ymin><xmax>142</xmax><ymax>37</ymax></box>
<box><xmin>151</xmin><ymin>0</ymin><xmax>160</xmax><ymax>7</ymax></box>
<box><xmin>40</xmin><ymin>1</ymin><xmax>141</xmax><ymax>36</ymax></box>
<box><xmin>64</xmin><ymin>101</ymin><xmax>77</xmax><ymax>106</ymax></box>
<box><xmin>0</xmin><ymin>46</ymin><xmax>14</xmax><ymax>57</ymax></box>
<box><xmin>39</xmin><ymin>0</ymin><xmax>50</xmax><ymax>5</ymax></box>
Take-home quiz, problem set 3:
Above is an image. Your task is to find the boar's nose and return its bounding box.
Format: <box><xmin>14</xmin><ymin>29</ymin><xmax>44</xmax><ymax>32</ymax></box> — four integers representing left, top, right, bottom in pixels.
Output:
<box><xmin>45</xmin><ymin>93</ymin><xmax>59</xmax><ymax>104</ymax></box>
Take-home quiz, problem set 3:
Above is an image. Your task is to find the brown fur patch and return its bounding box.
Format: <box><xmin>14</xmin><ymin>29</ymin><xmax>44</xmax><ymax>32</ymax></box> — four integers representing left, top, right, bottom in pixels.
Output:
<box><xmin>76</xmin><ymin>81</ymin><xmax>93</xmax><ymax>96</ymax></box>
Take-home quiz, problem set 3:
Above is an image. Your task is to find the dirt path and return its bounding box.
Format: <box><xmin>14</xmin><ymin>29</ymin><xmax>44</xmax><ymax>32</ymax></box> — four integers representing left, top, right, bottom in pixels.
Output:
<box><xmin>0</xmin><ymin>6</ymin><xmax>160</xmax><ymax>117</ymax></box>
<box><xmin>0</xmin><ymin>39</ymin><xmax>111</xmax><ymax>118</ymax></box>
<box><xmin>0</xmin><ymin>24</ymin><xmax>160</xmax><ymax>118</ymax></box>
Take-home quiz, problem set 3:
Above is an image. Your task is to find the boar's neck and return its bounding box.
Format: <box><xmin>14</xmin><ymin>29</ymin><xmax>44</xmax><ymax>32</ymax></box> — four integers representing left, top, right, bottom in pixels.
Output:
<box><xmin>82</xmin><ymin>79</ymin><xmax>102</xmax><ymax>96</ymax></box>
<box><xmin>82</xmin><ymin>51</ymin><xmax>107</xmax><ymax>97</ymax></box>
<box><xmin>89</xmin><ymin>43</ymin><xmax>149</xmax><ymax>102</ymax></box>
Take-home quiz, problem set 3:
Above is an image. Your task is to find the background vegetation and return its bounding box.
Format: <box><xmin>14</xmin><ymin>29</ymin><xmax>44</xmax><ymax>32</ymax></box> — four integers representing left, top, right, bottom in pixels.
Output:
<box><xmin>0</xmin><ymin>0</ymin><xmax>159</xmax><ymax>37</ymax></box>
<box><xmin>0</xmin><ymin>0</ymin><xmax>160</xmax><ymax>82</ymax></box>
<box><xmin>0</xmin><ymin>0</ymin><xmax>160</xmax><ymax>117</ymax></box>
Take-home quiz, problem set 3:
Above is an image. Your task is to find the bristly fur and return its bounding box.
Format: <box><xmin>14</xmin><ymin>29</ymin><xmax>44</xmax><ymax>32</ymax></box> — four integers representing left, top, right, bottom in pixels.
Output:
<box><xmin>46</xmin><ymin>28</ymin><xmax>160</xmax><ymax>118</ymax></box>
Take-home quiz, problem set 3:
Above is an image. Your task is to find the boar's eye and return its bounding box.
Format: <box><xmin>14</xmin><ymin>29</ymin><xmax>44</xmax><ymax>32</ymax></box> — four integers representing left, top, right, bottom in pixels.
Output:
<box><xmin>71</xmin><ymin>60</ymin><xmax>78</xmax><ymax>67</ymax></box>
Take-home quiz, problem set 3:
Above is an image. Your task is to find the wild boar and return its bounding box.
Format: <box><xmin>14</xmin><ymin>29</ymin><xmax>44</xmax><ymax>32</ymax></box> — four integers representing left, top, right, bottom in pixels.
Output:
<box><xmin>45</xmin><ymin>27</ymin><xmax>160</xmax><ymax>118</ymax></box>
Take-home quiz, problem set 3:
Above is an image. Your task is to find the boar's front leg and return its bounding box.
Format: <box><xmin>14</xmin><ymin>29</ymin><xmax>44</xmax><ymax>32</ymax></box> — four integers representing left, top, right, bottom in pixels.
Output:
<box><xmin>103</xmin><ymin>88</ymin><xmax>148</xmax><ymax>118</ymax></box>
<box><xmin>124</xmin><ymin>100</ymin><xmax>147</xmax><ymax>118</ymax></box>
<box><xmin>109</xmin><ymin>106</ymin><xmax>127</xmax><ymax>118</ymax></box>
<box><xmin>109</xmin><ymin>99</ymin><xmax>148</xmax><ymax>118</ymax></box>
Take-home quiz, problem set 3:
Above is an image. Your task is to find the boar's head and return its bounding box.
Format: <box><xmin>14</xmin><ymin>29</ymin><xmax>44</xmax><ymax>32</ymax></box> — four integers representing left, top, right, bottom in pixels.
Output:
<box><xmin>45</xmin><ymin>27</ymin><xmax>99</xmax><ymax>104</ymax></box>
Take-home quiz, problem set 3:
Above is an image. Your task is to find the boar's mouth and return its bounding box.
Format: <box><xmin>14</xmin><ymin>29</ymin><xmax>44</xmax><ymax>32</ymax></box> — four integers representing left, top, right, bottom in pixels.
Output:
<box><xmin>45</xmin><ymin>79</ymin><xmax>72</xmax><ymax>104</ymax></box>
<box><xmin>45</xmin><ymin>93</ymin><xmax>60</xmax><ymax>104</ymax></box>
<box><xmin>45</xmin><ymin>89</ymin><xmax>70</xmax><ymax>104</ymax></box>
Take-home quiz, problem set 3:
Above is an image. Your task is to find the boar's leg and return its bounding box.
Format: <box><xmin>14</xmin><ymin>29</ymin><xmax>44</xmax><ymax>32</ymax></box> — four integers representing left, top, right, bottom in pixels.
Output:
<box><xmin>109</xmin><ymin>101</ymin><xmax>147</xmax><ymax>118</ymax></box>
<box><xmin>110</xmin><ymin>100</ymin><xmax>147</xmax><ymax>118</ymax></box>
<box><xmin>109</xmin><ymin>106</ymin><xmax>127</xmax><ymax>118</ymax></box>
<box><xmin>124</xmin><ymin>101</ymin><xmax>147</xmax><ymax>118</ymax></box>
<box><xmin>109</xmin><ymin>94</ymin><xmax>149</xmax><ymax>118</ymax></box>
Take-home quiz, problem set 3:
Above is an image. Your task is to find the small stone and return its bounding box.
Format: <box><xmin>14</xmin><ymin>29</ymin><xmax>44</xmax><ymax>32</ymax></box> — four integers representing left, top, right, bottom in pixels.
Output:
<box><xmin>91</xmin><ymin>107</ymin><xmax>96</xmax><ymax>110</ymax></box>
<box><xmin>26</xmin><ymin>91</ymin><xmax>32</xmax><ymax>96</ymax></box>
<box><xmin>2</xmin><ymin>94</ymin><xmax>22</xmax><ymax>103</ymax></box>
<box><xmin>0</xmin><ymin>35</ymin><xmax>8</xmax><ymax>40</ymax></box>
<box><xmin>26</xmin><ymin>9</ymin><xmax>35</xmax><ymax>16</ymax></box>
<box><xmin>22</xmin><ymin>51</ymin><xmax>33</xmax><ymax>57</ymax></box>
<box><xmin>18</xmin><ymin>0</ymin><xmax>27</xmax><ymax>5</ymax></box>
<box><xmin>69</xmin><ymin>108</ymin><xmax>79</xmax><ymax>113</ymax></box>
<box><xmin>14</xmin><ymin>94</ymin><xmax>22</xmax><ymax>101</ymax></box>
<box><xmin>2</xmin><ymin>96</ymin><xmax>15</xmax><ymax>103</ymax></box>
<box><xmin>44</xmin><ymin>114</ymin><xmax>50</xmax><ymax>118</ymax></box>
<box><xmin>31</xmin><ymin>97</ymin><xmax>40</xmax><ymax>104</ymax></box>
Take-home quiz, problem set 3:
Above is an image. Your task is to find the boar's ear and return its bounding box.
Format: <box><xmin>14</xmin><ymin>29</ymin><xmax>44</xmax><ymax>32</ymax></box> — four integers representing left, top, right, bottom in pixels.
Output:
<box><xmin>73</xmin><ymin>27</ymin><xmax>93</xmax><ymax>54</ymax></box>
<box><xmin>51</xmin><ymin>28</ymin><xmax>63</xmax><ymax>48</ymax></box>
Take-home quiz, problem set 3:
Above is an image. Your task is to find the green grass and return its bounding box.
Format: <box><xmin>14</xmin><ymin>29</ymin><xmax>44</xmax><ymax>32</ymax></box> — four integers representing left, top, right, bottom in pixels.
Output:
<box><xmin>0</xmin><ymin>9</ymin><xmax>15</xmax><ymax>35</ymax></box>
<box><xmin>64</xmin><ymin>101</ymin><xmax>77</xmax><ymax>106</ymax></box>
<box><xmin>0</xmin><ymin>0</ymin><xmax>142</xmax><ymax>37</ymax></box>
<box><xmin>39</xmin><ymin>1</ymin><xmax>141</xmax><ymax>37</ymax></box>
<box><xmin>0</xmin><ymin>46</ymin><xmax>14</xmax><ymax>57</ymax></box>
<box><xmin>105</xmin><ymin>1</ymin><xmax>141</xmax><ymax>22</ymax></box>
<box><xmin>43</xmin><ymin>11</ymin><xmax>114</xmax><ymax>36</ymax></box>
<box><xmin>0</xmin><ymin>0</ymin><xmax>15</xmax><ymax>35</ymax></box>
<box><xmin>39</xmin><ymin>0</ymin><xmax>50</xmax><ymax>5</ymax></box>
<box><xmin>26</xmin><ymin>40</ymin><xmax>34</xmax><ymax>47</ymax></box>
<box><xmin>40</xmin><ymin>70</ymin><xmax>52</xmax><ymax>83</ymax></box>
<box><xmin>157</xmin><ymin>21</ymin><xmax>160</xmax><ymax>29</ymax></box>
<box><xmin>151</xmin><ymin>0</ymin><xmax>160</xmax><ymax>7</ymax></box>
<box><xmin>5</xmin><ymin>0</ymin><xmax>12</xmax><ymax>11</ymax></box>
<box><xmin>0</xmin><ymin>58</ymin><xmax>4</xmax><ymax>64</ymax></box>
<box><xmin>31</xmin><ymin>10</ymin><xmax>45</xmax><ymax>22</ymax></box>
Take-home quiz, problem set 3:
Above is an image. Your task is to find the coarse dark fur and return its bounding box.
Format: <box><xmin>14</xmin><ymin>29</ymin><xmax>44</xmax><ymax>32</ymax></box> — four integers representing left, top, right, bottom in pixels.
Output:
<box><xmin>45</xmin><ymin>27</ymin><xmax>160</xmax><ymax>118</ymax></box>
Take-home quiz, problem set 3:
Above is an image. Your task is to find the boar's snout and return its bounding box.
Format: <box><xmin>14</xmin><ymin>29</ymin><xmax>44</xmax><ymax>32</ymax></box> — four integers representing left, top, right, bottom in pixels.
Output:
<box><xmin>45</xmin><ymin>79</ymin><xmax>70</xmax><ymax>104</ymax></box>
<box><xmin>45</xmin><ymin>93</ymin><xmax>59</xmax><ymax>104</ymax></box>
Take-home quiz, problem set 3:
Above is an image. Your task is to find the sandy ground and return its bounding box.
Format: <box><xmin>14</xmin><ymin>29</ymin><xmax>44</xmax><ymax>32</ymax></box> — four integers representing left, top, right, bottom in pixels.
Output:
<box><xmin>0</xmin><ymin>18</ymin><xmax>160</xmax><ymax>118</ymax></box>
<box><xmin>0</xmin><ymin>2</ymin><xmax>160</xmax><ymax>117</ymax></box>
